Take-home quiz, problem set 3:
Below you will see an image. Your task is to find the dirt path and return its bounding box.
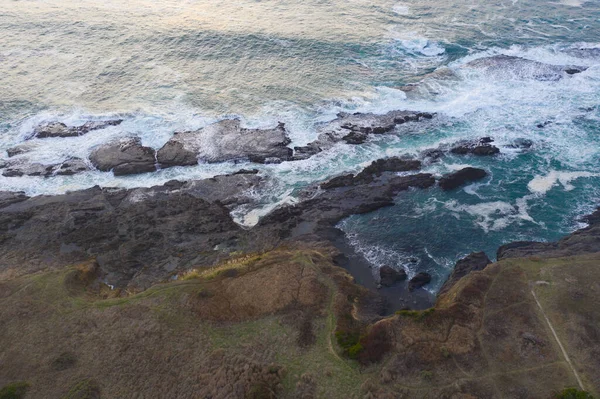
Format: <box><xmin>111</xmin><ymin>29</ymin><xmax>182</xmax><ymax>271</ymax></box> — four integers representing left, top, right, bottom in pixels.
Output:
<box><xmin>530</xmin><ymin>287</ymin><xmax>585</xmax><ymax>390</ymax></box>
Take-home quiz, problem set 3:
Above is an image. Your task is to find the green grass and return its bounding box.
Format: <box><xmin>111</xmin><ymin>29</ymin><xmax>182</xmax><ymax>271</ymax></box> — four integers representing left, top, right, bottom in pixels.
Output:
<box><xmin>0</xmin><ymin>382</ymin><xmax>29</xmax><ymax>399</ymax></box>
<box><xmin>556</xmin><ymin>388</ymin><xmax>595</xmax><ymax>399</ymax></box>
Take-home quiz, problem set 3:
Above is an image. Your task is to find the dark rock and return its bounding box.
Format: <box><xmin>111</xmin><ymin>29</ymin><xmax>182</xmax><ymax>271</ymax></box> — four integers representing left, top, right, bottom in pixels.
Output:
<box><xmin>450</xmin><ymin>139</ymin><xmax>500</xmax><ymax>156</ymax></box>
<box><xmin>157</xmin><ymin>120</ymin><xmax>292</xmax><ymax>167</ymax></box>
<box><xmin>2</xmin><ymin>162</ymin><xmax>51</xmax><ymax>177</ymax></box>
<box><xmin>54</xmin><ymin>159</ymin><xmax>90</xmax><ymax>176</ymax></box>
<box><xmin>342</xmin><ymin>131</ymin><xmax>369</xmax><ymax>144</ymax></box>
<box><xmin>233</xmin><ymin>169</ymin><xmax>259</xmax><ymax>175</ymax></box>
<box><xmin>301</xmin><ymin>110</ymin><xmax>435</xmax><ymax>156</ymax></box>
<box><xmin>497</xmin><ymin>206</ymin><xmax>600</xmax><ymax>260</ymax></box>
<box><xmin>471</xmin><ymin>145</ymin><xmax>500</xmax><ymax>156</ymax></box>
<box><xmin>292</xmin><ymin>145</ymin><xmax>322</xmax><ymax>161</ymax></box>
<box><xmin>464</xmin><ymin>55</ymin><xmax>587</xmax><ymax>81</ymax></box>
<box><xmin>408</xmin><ymin>272</ymin><xmax>432</xmax><ymax>291</ymax></box>
<box><xmin>89</xmin><ymin>137</ymin><xmax>157</xmax><ymax>176</ymax></box>
<box><xmin>2</xmin><ymin>158</ymin><xmax>90</xmax><ymax>178</ymax></box>
<box><xmin>0</xmin><ymin>192</ymin><xmax>29</xmax><ymax>209</ymax></box>
<box><xmin>320</xmin><ymin>157</ymin><xmax>422</xmax><ymax>189</ymax></box>
<box><xmin>438</xmin><ymin>252</ymin><xmax>491</xmax><ymax>295</ymax></box>
<box><xmin>356</xmin><ymin>157</ymin><xmax>421</xmax><ymax>180</ymax></box>
<box><xmin>0</xmin><ymin>175</ymin><xmax>262</xmax><ymax>289</ymax></box>
<box><xmin>6</xmin><ymin>142</ymin><xmax>38</xmax><ymax>157</ymax></box>
<box><xmin>320</xmin><ymin>174</ymin><xmax>356</xmax><ymax>190</ymax></box>
<box><xmin>379</xmin><ymin>266</ymin><xmax>407</xmax><ymax>287</ymax></box>
<box><xmin>439</xmin><ymin>167</ymin><xmax>488</xmax><ymax>191</ymax></box>
<box><xmin>508</xmin><ymin>138</ymin><xmax>534</xmax><ymax>149</ymax></box>
<box><xmin>32</xmin><ymin>119</ymin><xmax>123</xmax><ymax>139</ymax></box>
<box><xmin>156</xmin><ymin>141</ymin><xmax>197</xmax><ymax>167</ymax></box>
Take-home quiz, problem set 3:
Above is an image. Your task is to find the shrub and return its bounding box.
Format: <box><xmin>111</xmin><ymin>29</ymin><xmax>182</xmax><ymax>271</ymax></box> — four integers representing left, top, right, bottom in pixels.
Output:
<box><xmin>357</xmin><ymin>323</ymin><xmax>391</xmax><ymax>365</ymax></box>
<box><xmin>50</xmin><ymin>351</ymin><xmax>77</xmax><ymax>371</ymax></box>
<box><xmin>62</xmin><ymin>379</ymin><xmax>101</xmax><ymax>399</ymax></box>
<box><xmin>395</xmin><ymin>308</ymin><xmax>435</xmax><ymax>321</ymax></box>
<box><xmin>335</xmin><ymin>330</ymin><xmax>364</xmax><ymax>359</ymax></box>
<box><xmin>555</xmin><ymin>388</ymin><xmax>595</xmax><ymax>399</ymax></box>
<box><xmin>0</xmin><ymin>382</ymin><xmax>29</xmax><ymax>399</ymax></box>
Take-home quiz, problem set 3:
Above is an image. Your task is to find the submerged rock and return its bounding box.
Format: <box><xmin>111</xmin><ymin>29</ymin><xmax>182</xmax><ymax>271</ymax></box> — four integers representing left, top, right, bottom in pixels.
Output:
<box><xmin>464</xmin><ymin>55</ymin><xmax>587</xmax><ymax>81</ymax></box>
<box><xmin>450</xmin><ymin>137</ymin><xmax>500</xmax><ymax>156</ymax></box>
<box><xmin>379</xmin><ymin>266</ymin><xmax>408</xmax><ymax>287</ymax></box>
<box><xmin>157</xmin><ymin>119</ymin><xmax>292</xmax><ymax>167</ymax></box>
<box><xmin>439</xmin><ymin>167</ymin><xmax>487</xmax><ymax>191</ymax></box>
<box><xmin>293</xmin><ymin>110</ymin><xmax>435</xmax><ymax>160</ymax></box>
<box><xmin>439</xmin><ymin>252</ymin><xmax>491</xmax><ymax>295</ymax></box>
<box><xmin>32</xmin><ymin>119</ymin><xmax>123</xmax><ymax>139</ymax></box>
<box><xmin>89</xmin><ymin>137</ymin><xmax>157</xmax><ymax>176</ymax></box>
<box><xmin>408</xmin><ymin>272</ymin><xmax>432</xmax><ymax>291</ymax></box>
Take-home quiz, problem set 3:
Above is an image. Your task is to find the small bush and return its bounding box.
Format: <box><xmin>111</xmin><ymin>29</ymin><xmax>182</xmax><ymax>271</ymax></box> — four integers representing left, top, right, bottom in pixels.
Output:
<box><xmin>335</xmin><ymin>330</ymin><xmax>364</xmax><ymax>359</ymax></box>
<box><xmin>395</xmin><ymin>308</ymin><xmax>435</xmax><ymax>321</ymax></box>
<box><xmin>357</xmin><ymin>323</ymin><xmax>391</xmax><ymax>365</ymax></box>
<box><xmin>555</xmin><ymin>388</ymin><xmax>595</xmax><ymax>399</ymax></box>
<box><xmin>50</xmin><ymin>351</ymin><xmax>77</xmax><ymax>371</ymax></box>
<box><xmin>62</xmin><ymin>379</ymin><xmax>101</xmax><ymax>399</ymax></box>
<box><xmin>0</xmin><ymin>382</ymin><xmax>29</xmax><ymax>399</ymax></box>
<box><xmin>420</xmin><ymin>370</ymin><xmax>433</xmax><ymax>381</ymax></box>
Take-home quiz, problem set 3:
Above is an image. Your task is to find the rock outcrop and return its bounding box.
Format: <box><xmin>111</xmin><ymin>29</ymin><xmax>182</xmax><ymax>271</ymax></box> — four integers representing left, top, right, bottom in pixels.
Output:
<box><xmin>438</xmin><ymin>167</ymin><xmax>487</xmax><ymax>190</ymax></box>
<box><xmin>292</xmin><ymin>110</ymin><xmax>434</xmax><ymax>160</ymax></box>
<box><xmin>89</xmin><ymin>137</ymin><xmax>157</xmax><ymax>176</ymax></box>
<box><xmin>379</xmin><ymin>266</ymin><xmax>408</xmax><ymax>287</ymax></box>
<box><xmin>31</xmin><ymin>119</ymin><xmax>123</xmax><ymax>139</ymax></box>
<box><xmin>464</xmin><ymin>55</ymin><xmax>587</xmax><ymax>81</ymax></box>
<box><xmin>450</xmin><ymin>137</ymin><xmax>500</xmax><ymax>156</ymax></box>
<box><xmin>438</xmin><ymin>251</ymin><xmax>491</xmax><ymax>295</ymax></box>
<box><xmin>156</xmin><ymin>119</ymin><xmax>292</xmax><ymax>167</ymax></box>
<box><xmin>408</xmin><ymin>272</ymin><xmax>432</xmax><ymax>291</ymax></box>
<box><xmin>1</xmin><ymin>158</ymin><xmax>90</xmax><ymax>177</ymax></box>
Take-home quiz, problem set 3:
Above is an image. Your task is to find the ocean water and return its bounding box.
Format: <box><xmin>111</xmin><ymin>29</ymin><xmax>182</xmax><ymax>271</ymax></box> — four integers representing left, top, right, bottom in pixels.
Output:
<box><xmin>1</xmin><ymin>0</ymin><xmax>600</xmax><ymax>295</ymax></box>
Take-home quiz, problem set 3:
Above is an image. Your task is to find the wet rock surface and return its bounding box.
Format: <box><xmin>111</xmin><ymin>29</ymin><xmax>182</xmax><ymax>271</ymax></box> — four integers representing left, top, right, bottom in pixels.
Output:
<box><xmin>408</xmin><ymin>272</ymin><xmax>432</xmax><ymax>291</ymax></box>
<box><xmin>497</xmin><ymin>207</ymin><xmax>600</xmax><ymax>260</ymax></box>
<box><xmin>464</xmin><ymin>55</ymin><xmax>587</xmax><ymax>81</ymax></box>
<box><xmin>379</xmin><ymin>266</ymin><xmax>408</xmax><ymax>287</ymax></box>
<box><xmin>89</xmin><ymin>137</ymin><xmax>157</xmax><ymax>176</ymax></box>
<box><xmin>292</xmin><ymin>110</ymin><xmax>435</xmax><ymax>159</ymax></box>
<box><xmin>439</xmin><ymin>167</ymin><xmax>487</xmax><ymax>191</ymax></box>
<box><xmin>1</xmin><ymin>158</ymin><xmax>90</xmax><ymax>177</ymax></box>
<box><xmin>0</xmin><ymin>156</ymin><xmax>437</xmax><ymax>290</ymax></box>
<box><xmin>439</xmin><ymin>252</ymin><xmax>491</xmax><ymax>295</ymax></box>
<box><xmin>157</xmin><ymin>119</ymin><xmax>292</xmax><ymax>167</ymax></box>
<box><xmin>31</xmin><ymin>119</ymin><xmax>123</xmax><ymax>139</ymax></box>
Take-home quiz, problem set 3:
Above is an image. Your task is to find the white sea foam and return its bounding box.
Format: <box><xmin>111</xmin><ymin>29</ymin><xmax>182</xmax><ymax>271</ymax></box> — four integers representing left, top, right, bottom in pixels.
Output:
<box><xmin>444</xmin><ymin>197</ymin><xmax>535</xmax><ymax>233</ymax></box>
<box><xmin>528</xmin><ymin>170</ymin><xmax>597</xmax><ymax>194</ymax></box>
<box><xmin>392</xmin><ymin>3</ymin><xmax>410</xmax><ymax>15</ymax></box>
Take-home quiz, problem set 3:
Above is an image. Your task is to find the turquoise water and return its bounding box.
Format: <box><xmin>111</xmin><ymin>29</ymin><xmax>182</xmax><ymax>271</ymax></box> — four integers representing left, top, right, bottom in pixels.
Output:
<box><xmin>1</xmin><ymin>0</ymin><xmax>600</xmax><ymax>293</ymax></box>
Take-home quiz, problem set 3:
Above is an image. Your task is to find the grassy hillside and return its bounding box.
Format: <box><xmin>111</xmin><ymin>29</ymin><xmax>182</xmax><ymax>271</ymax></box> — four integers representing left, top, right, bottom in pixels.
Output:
<box><xmin>0</xmin><ymin>245</ymin><xmax>598</xmax><ymax>398</ymax></box>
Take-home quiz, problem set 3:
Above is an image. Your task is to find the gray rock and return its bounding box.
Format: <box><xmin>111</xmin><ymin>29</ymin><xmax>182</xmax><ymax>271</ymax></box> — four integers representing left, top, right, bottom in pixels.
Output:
<box><xmin>439</xmin><ymin>252</ymin><xmax>491</xmax><ymax>295</ymax></box>
<box><xmin>32</xmin><ymin>119</ymin><xmax>123</xmax><ymax>139</ymax></box>
<box><xmin>379</xmin><ymin>266</ymin><xmax>408</xmax><ymax>287</ymax></box>
<box><xmin>408</xmin><ymin>272</ymin><xmax>432</xmax><ymax>291</ymax></box>
<box><xmin>464</xmin><ymin>55</ymin><xmax>587</xmax><ymax>81</ymax></box>
<box><xmin>89</xmin><ymin>137</ymin><xmax>156</xmax><ymax>176</ymax></box>
<box><xmin>303</xmin><ymin>110</ymin><xmax>435</xmax><ymax>154</ymax></box>
<box><xmin>157</xmin><ymin>119</ymin><xmax>292</xmax><ymax>167</ymax></box>
<box><xmin>2</xmin><ymin>158</ymin><xmax>90</xmax><ymax>178</ymax></box>
<box><xmin>439</xmin><ymin>167</ymin><xmax>487</xmax><ymax>191</ymax></box>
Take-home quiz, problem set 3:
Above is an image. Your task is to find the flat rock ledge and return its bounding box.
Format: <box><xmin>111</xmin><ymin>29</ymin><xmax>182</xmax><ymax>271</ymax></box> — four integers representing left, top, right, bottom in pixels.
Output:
<box><xmin>1</xmin><ymin>158</ymin><xmax>90</xmax><ymax>177</ymax></box>
<box><xmin>439</xmin><ymin>167</ymin><xmax>488</xmax><ymax>191</ymax></box>
<box><xmin>31</xmin><ymin>119</ymin><xmax>123</xmax><ymax>139</ymax></box>
<box><xmin>292</xmin><ymin>110</ymin><xmax>435</xmax><ymax>160</ymax></box>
